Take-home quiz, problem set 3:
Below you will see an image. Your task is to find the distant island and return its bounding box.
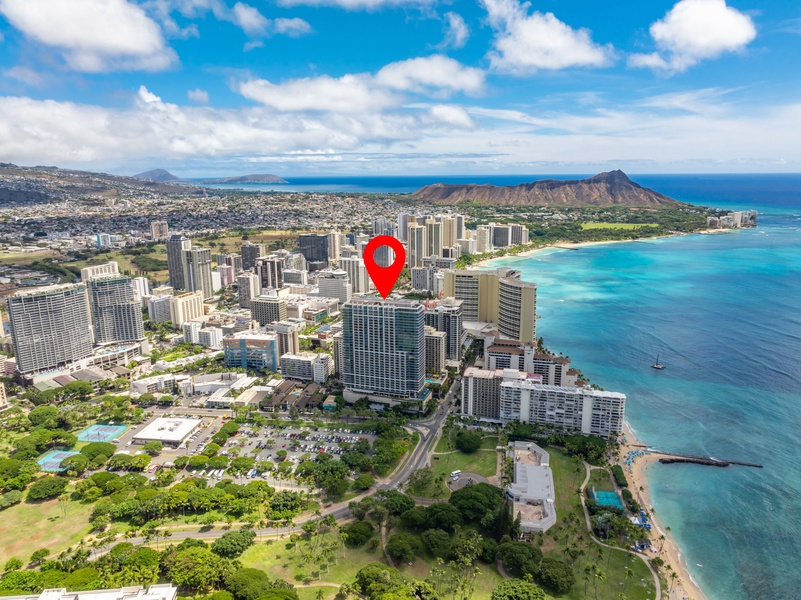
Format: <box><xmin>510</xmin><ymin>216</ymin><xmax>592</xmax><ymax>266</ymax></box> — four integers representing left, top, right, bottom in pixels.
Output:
<box><xmin>133</xmin><ymin>169</ymin><xmax>288</xmax><ymax>185</ymax></box>
<box><xmin>412</xmin><ymin>170</ymin><xmax>680</xmax><ymax>207</ymax></box>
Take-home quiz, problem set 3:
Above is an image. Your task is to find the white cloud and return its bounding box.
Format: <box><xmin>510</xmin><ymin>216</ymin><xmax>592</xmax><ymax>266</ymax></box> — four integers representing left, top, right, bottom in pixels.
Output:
<box><xmin>0</xmin><ymin>87</ymin><xmax>799</xmax><ymax>174</ymax></box>
<box><xmin>244</xmin><ymin>40</ymin><xmax>265</xmax><ymax>51</ymax></box>
<box><xmin>2</xmin><ymin>66</ymin><xmax>46</xmax><ymax>87</ymax></box>
<box><xmin>187</xmin><ymin>88</ymin><xmax>210</xmax><ymax>103</ymax></box>
<box><xmin>239</xmin><ymin>56</ymin><xmax>483</xmax><ymax>114</ymax></box>
<box><xmin>274</xmin><ymin>17</ymin><xmax>313</xmax><ymax>37</ymax></box>
<box><xmin>629</xmin><ymin>0</ymin><xmax>756</xmax><ymax>73</ymax></box>
<box><xmin>0</xmin><ymin>0</ymin><xmax>176</xmax><ymax>72</ymax></box>
<box><xmin>375</xmin><ymin>56</ymin><xmax>484</xmax><ymax>95</ymax></box>
<box><xmin>276</xmin><ymin>0</ymin><xmax>432</xmax><ymax>10</ymax></box>
<box><xmin>440</xmin><ymin>12</ymin><xmax>469</xmax><ymax>49</ymax></box>
<box><xmin>231</xmin><ymin>2</ymin><xmax>269</xmax><ymax>36</ymax></box>
<box><xmin>480</xmin><ymin>0</ymin><xmax>615</xmax><ymax>73</ymax></box>
<box><xmin>238</xmin><ymin>74</ymin><xmax>399</xmax><ymax>113</ymax></box>
<box><xmin>427</xmin><ymin>104</ymin><xmax>474</xmax><ymax>128</ymax></box>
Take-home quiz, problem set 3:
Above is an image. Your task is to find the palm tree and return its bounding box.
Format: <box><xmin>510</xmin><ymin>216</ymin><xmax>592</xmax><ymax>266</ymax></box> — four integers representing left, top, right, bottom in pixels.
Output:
<box><xmin>623</xmin><ymin>567</ymin><xmax>634</xmax><ymax>592</ymax></box>
<box><xmin>593</xmin><ymin>568</ymin><xmax>606</xmax><ymax>600</ymax></box>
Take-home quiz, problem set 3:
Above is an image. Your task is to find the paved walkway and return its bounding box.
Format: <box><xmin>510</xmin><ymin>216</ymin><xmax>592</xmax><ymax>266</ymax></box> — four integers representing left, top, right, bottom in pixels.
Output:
<box><xmin>578</xmin><ymin>462</ymin><xmax>662</xmax><ymax>600</ymax></box>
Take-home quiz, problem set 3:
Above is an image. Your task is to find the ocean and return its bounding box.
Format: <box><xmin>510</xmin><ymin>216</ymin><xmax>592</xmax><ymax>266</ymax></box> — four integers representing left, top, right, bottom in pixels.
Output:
<box><xmin>486</xmin><ymin>174</ymin><xmax>801</xmax><ymax>600</ymax></box>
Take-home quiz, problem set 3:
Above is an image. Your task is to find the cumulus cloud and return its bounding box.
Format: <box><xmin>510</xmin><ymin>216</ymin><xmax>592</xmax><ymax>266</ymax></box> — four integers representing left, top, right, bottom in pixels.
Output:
<box><xmin>0</xmin><ymin>0</ymin><xmax>176</xmax><ymax>72</ymax></box>
<box><xmin>440</xmin><ymin>12</ymin><xmax>469</xmax><ymax>49</ymax></box>
<box><xmin>239</xmin><ymin>56</ymin><xmax>484</xmax><ymax>114</ymax></box>
<box><xmin>231</xmin><ymin>2</ymin><xmax>269</xmax><ymax>35</ymax></box>
<box><xmin>375</xmin><ymin>56</ymin><xmax>484</xmax><ymax>95</ymax></box>
<box><xmin>239</xmin><ymin>74</ymin><xmax>398</xmax><ymax>113</ymax></box>
<box><xmin>187</xmin><ymin>88</ymin><xmax>210</xmax><ymax>103</ymax></box>
<box><xmin>629</xmin><ymin>0</ymin><xmax>756</xmax><ymax>73</ymax></box>
<box><xmin>427</xmin><ymin>105</ymin><xmax>474</xmax><ymax>128</ymax></box>
<box><xmin>3</xmin><ymin>66</ymin><xmax>46</xmax><ymax>87</ymax></box>
<box><xmin>276</xmin><ymin>0</ymin><xmax>432</xmax><ymax>10</ymax></box>
<box><xmin>274</xmin><ymin>18</ymin><xmax>313</xmax><ymax>37</ymax></box>
<box><xmin>480</xmin><ymin>0</ymin><xmax>615</xmax><ymax>73</ymax></box>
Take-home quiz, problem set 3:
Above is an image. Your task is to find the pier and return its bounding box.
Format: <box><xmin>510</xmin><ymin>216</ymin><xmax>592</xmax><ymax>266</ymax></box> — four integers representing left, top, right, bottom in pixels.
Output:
<box><xmin>656</xmin><ymin>451</ymin><xmax>763</xmax><ymax>469</ymax></box>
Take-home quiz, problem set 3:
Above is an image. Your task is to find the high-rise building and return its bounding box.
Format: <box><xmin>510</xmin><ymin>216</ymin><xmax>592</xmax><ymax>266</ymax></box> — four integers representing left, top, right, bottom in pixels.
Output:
<box><xmin>444</xmin><ymin>268</ymin><xmax>537</xmax><ymax>343</ymax></box>
<box><xmin>455</xmin><ymin>214</ymin><xmax>466</xmax><ymax>240</ymax></box>
<box><xmin>182</xmin><ymin>321</ymin><xmax>201</xmax><ymax>344</ymax></box>
<box><xmin>407</xmin><ymin>223</ymin><xmax>426</xmax><ymax>268</ymax></box>
<box><xmin>80</xmin><ymin>262</ymin><xmax>119</xmax><ymax>282</ymax></box>
<box><xmin>7</xmin><ymin>284</ymin><xmax>93</xmax><ymax>374</ymax></box>
<box><xmin>256</xmin><ymin>256</ymin><xmax>283</xmax><ymax>290</ymax></box>
<box><xmin>147</xmin><ymin>295</ymin><xmax>172</xmax><ymax>323</ymax></box>
<box><xmin>298</xmin><ymin>233</ymin><xmax>329</xmax><ymax>263</ymax></box>
<box><xmin>280</xmin><ymin>352</ymin><xmax>333</xmax><ymax>384</ymax></box>
<box><xmin>269</xmin><ymin>320</ymin><xmax>302</xmax><ymax>357</ymax></box>
<box><xmin>441</xmin><ymin>216</ymin><xmax>457</xmax><ymax>248</ymax></box>
<box><xmin>169</xmin><ymin>291</ymin><xmax>204</xmax><ymax>328</ymax></box>
<box><xmin>317</xmin><ymin>268</ymin><xmax>352</xmax><ymax>304</ymax></box>
<box><xmin>131</xmin><ymin>276</ymin><xmax>150</xmax><ymax>301</ymax></box>
<box><xmin>342</xmin><ymin>298</ymin><xmax>425</xmax><ymax>400</ymax></box>
<box><xmin>217</xmin><ymin>265</ymin><xmax>235</xmax><ymax>287</ymax></box>
<box><xmin>223</xmin><ymin>331</ymin><xmax>279</xmax><ymax>371</ymax></box>
<box><xmin>423</xmin><ymin>297</ymin><xmax>463</xmax><ymax>361</ymax></box>
<box><xmin>425</xmin><ymin>219</ymin><xmax>442</xmax><ymax>257</ymax></box>
<box><xmin>185</xmin><ymin>247</ymin><xmax>214</xmax><ymax>300</ymax></box>
<box><xmin>237</xmin><ymin>273</ymin><xmax>261</xmax><ymax>309</ymax></box>
<box><xmin>150</xmin><ymin>220</ymin><xmax>169</xmax><ymax>241</ymax></box>
<box><xmin>339</xmin><ymin>256</ymin><xmax>370</xmax><ymax>294</ymax></box>
<box><xmin>510</xmin><ymin>224</ymin><xmax>529</xmax><ymax>246</ymax></box>
<box><xmin>424</xmin><ymin>326</ymin><xmax>446</xmax><ymax>374</ymax></box>
<box><xmin>198</xmin><ymin>327</ymin><xmax>223</xmax><ymax>349</ymax></box>
<box><xmin>398</xmin><ymin>213</ymin><xmax>412</xmax><ymax>242</ymax></box>
<box><xmin>166</xmin><ymin>234</ymin><xmax>191</xmax><ymax>291</ymax></box>
<box><xmin>285</xmin><ymin>252</ymin><xmax>307</xmax><ymax>271</ymax></box>
<box><xmin>251</xmin><ymin>295</ymin><xmax>287</xmax><ymax>325</ymax></box>
<box><xmin>282</xmin><ymin>269</ymin><xmax>309</xmax><ymax>285</ymax></box>
<box><xmin>493</xmin><ymin>225</ymin><xmax>511</xmax><ymax>248</ymax></box>
<box><xmin>327</xmin><ymin>231</ymin><xmax>341</xmax><ymax>265</ymax></box>
<box><xmin>86</xmin><ymin>276</ymin><xmax>145</xmax><ymax>344</ymax></box>
<box><xmin>241</xmin><ymin>242</ymin><xmax>267</xmax><ymax>271</ymax></box>
<box><xmin>217</xmin><ymin>253</ymin><xmax>243</xmax><ymax>274</ymax></box>
<box><xmin>476</xmin><ymin>226</ymin><xmax>493</xmax><ymax>253</ymax></box>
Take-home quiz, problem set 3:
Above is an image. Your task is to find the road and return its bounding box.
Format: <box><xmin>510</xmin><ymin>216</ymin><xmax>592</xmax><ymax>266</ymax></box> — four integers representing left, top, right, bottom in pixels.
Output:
<box><xmin>95</xmin><ymin>379</ymin><xmax>460</xmax><ymax>556</ymax></box>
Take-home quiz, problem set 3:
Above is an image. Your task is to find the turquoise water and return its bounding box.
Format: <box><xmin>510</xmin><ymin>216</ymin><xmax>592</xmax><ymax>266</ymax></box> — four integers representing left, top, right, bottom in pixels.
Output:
<box><xmin>489</xmin><ymin>175</ymin><xmax>801</xmax><ymax>600</ymax></box>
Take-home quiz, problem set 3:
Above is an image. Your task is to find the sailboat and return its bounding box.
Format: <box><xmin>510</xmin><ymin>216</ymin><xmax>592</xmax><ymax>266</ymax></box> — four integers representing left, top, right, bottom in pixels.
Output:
<box><xmin>651</xmin><ymin>354</ymin><xmax>666</xmax><ymax>370</ymax></box>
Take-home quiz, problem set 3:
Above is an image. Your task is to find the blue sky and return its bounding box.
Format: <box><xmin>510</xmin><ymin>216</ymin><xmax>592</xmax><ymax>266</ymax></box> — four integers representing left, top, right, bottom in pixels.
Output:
<box><xmin>0</xmin><ymin>0</ymin><xmax>799</xmax><ymax>176</ymax></box>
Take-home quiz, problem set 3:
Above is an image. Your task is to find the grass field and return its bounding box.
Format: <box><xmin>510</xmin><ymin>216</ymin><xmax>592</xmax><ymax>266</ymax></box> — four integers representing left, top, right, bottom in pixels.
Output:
<box><xmin>544</xmin><ymin>447</ymin><xmax>656</xmax><ymax>600</ymax></box>
<box><xmin>240</xmin><ymin>533</ymin><xmax>383</xmax><ymax>584</ymax></box>
<box><xmin>0</xmin><ymin>495</ymin><xmax>93</xmax><ymax>564</ymax></box>
<box><xmin>580</xmin><ymin>222</ymin><xmax>658</xmax><ymax>230</ymax></box>
<box><xmin>587</xmin><ymin>468</ymin><xmax>616</xmax><ymax>493</ymax></box>
<box><xmin>0</xmin><ymin>250</ymin><xmax>57</xmax><ymax>266</ymax></box>
<box><xmin>435</xmin><ymin>431</ymin><xmax>498</xmax><ymax>453</ymax></box>
<box><xmin>296</xmin><ymin>586</ymin><xmax>338</xmax><ymax>600</ymax></box>
<box><xmin>431</xmin><ymin>449</ymin><xmax>498</xmax><ymax>479</ymax></box>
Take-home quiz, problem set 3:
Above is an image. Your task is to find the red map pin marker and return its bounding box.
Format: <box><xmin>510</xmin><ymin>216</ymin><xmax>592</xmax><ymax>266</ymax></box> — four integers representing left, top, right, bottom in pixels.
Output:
<box><xmin>363</xmin><ymin>235</ymin><xmax>406</xmax><ymax>299</ymax></box>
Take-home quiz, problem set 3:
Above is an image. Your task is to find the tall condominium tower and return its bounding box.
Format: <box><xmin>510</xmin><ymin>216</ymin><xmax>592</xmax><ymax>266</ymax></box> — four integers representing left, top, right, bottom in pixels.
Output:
<box><xmin>342</xmin><ymin>298</ymin><xmax>425</xmax><ymax>400</ymax></box>
<box><xmin>80</xmin><ymin>262</ymin><xmax>119</xmax><ymax>282</ymax></box>
<box><xmin>237</xmin><ymin>272</ymin><xmax>261</xmax><ymax>309</ymax></box>
<box><xmin>150</xmin><ymin>220</ymin><xmax>169</xmax><ymax>241</ymax></box>
<box><xmin>398</xmin><ymin>213</ymin><xmax>412</xmax><ymax>242</ymax></box>
<box><xmin>424</xmin><ymin>297</ymin><xmax>464</xmax><ymax>361</ymax></box>
<box><xmin>256</xmin><ymin>256</ymin><xmax>283</xmax><ymax>290</ymax></box>
<box><xmin>407</xmin><ymin>223</ymin><xmax>426</xmax><ymax>268</ymax></box>
<box><xmin>425</xmin><ymin>219</ymin><xmax>442</xmax><ymax>258</ymax></box>
<box><xmin>298</xmin><ymin>233</ymin><xmax>329</xmax><ymax>263</ymax></box>
<box><xmin>339</xmin><ymin>256</ymin><xmax>370</xmax><ymax>294</ymax></box>
<box><xmin>166</xmin><ymin>234</ymin><xmax>192</xmax><ymax>291</ymax></box>
<box><xmin>251</xmin><ymin>295</ymin><xmax>287</xmax><ymax>325</ymax></box>
<box><xmin>444</xmin><ymin>268</ymin><xmax>537</xmax><ymax>343</ymax></box>
<box><xmin>241</xmin><ymin>242</ymin><xmax>267</xmax><ymax>271</ymax></box>
<box><xmin>217</xmin><ymin>253</ymin><xmax>243</xmax><ymax>274</ymax></box>
<box><xmin>7</xmin><ymin>284</ymin><xmax>93</xmax><ymax>374</ymax></box>
<box><xmin>186</xmin><ymin>247</ymin><xmax>214</xmax><ymax>299</ymax></box>
<box><xmin>86</xmin><ymin>275</ymin><xmax>145</xmax><ymax>344</ymax></box>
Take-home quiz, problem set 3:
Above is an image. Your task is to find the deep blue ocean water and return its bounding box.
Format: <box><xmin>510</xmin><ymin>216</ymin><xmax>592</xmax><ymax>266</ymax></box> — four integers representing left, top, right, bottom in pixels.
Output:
<box><xmin>486</xmin><ymin>174</ymin><xmax>801</xmax><ymax>600</ymax></box>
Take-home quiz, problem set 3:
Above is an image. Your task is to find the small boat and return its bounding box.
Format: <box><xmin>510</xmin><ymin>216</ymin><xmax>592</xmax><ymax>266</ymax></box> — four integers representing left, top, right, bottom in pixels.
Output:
<box><xmin>651</xmin><ymin>354</ymin><xmax>666</xmax><ymax>370</ymax></box>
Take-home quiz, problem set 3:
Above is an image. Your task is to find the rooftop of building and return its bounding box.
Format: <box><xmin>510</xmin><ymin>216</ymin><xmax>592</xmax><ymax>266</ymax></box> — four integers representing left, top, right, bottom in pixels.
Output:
<box><xmin>133</xmin><ymin>417</ymin><xmax>201</xmax><ymax>443</ymax></box>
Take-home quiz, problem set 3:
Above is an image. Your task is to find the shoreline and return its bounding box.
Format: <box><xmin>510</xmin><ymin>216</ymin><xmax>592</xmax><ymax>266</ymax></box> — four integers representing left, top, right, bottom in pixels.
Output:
<box><xmin>621</xmin><ymin>421</ymin><xmax>707</xmax><ymax>600</ymax></box>
<box><xmin>476</xmin><ymin>229</ymin><xmax>732</xmax><ymax>269</ymax></box>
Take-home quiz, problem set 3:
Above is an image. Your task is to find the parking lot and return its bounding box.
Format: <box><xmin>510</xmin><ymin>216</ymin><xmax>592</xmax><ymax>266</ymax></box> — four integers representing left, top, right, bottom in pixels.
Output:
<box><xmin>106</xmin><ymin>412</ymin><xmax>378</xmax><ymax>485</ymax></box>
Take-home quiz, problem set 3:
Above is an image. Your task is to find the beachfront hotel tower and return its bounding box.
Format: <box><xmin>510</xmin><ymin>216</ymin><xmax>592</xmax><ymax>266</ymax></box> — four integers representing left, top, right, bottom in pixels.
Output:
<box><xmin>342</xmin><ymin>297</ymin><xmax>425</xmax><ymax>401</ymax></box>
<box><xmin>444</xmin><ymin>268</ymin><xmax>537</xmax><ymax>343</ymax></box>
<box><xmin>86</xmin><ymin>275</ymin><xmax>145</xmax><ymax>345</ymax></box>
<box><xmin>7</xmin><ymin>283</ymin><xmax>94</xmax><ymax>374</ymax></box>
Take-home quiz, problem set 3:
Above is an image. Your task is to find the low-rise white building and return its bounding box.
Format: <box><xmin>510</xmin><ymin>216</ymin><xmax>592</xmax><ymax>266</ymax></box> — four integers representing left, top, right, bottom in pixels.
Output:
<box><xmin>132</xmin><ymin>417</ymin><xmax>202</xmax><ymax>447</ymax></box>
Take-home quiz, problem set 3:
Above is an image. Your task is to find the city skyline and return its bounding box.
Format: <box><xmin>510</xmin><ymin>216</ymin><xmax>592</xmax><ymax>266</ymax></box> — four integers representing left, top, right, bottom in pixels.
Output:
<box><xmin>0</xmin><ymin>0</ymin><xmax>798</xmax><ymax>175</ymax></box>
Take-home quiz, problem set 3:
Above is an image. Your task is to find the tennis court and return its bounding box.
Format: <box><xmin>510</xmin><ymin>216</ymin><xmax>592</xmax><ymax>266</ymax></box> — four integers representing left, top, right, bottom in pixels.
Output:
<box><xmin>38</xmin><ymin>450</ymin><xmax>80</xmax><ymax>472</ymax></box>
<box><xmin>593</xmin><ymin>489</ymin><xmax>625</xmax><ymax>510</ymax></box>
<box><xmin>77</xmin><ymin>423</ymin><xmax>128</xmax><ymax>443</ymax></box>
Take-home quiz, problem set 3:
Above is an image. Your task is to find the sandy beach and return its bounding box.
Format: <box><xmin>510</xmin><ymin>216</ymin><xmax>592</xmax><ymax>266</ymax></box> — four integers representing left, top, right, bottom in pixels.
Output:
<box><xmin>621</xmin><ymin>422</ymin><xmax>707</xmax><ymax>600</ymax></box>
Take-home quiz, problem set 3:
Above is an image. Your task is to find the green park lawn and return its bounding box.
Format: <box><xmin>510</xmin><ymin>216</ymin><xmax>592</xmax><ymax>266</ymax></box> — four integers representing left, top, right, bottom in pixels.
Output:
<box><xmin>431</xmin><ymin>449</ymin><xmax>498</xmax><ymax>480</ymax></box>
<box><xmin>435</xmin><ymin>432</ymin><xmax>499</xmax><ymax>454</ymax></box>
<box><xmin>580</xmin><ymin>223</ymin><xmax>658</xmax><ymax>230</ymax></box>
<box><xmin>296</xmin><ymin>586</ymin><xmax>339</xmax><ymax>600</ymax></box>
<box><xmin>0</xmin><ymin>495</ymin><xmax>94</xmax><ymax>565</ymax></box>
<box><xmin>0</xmin><ymin>250</ymin><xmax>57</xmax><ymax>266</ymax></box>
<box><xmin>544</xmin><ymin>447</ymin><xmax>657</xmax><ymax>600</ymax></box>
<box><xmin>587</xmin><ymin>468</ymin><xmax>617</xmax><ymax>493</ymax></box>
<box><xmin>240</xmin><ymin>533</ymin><xmax>384</xmax><ymax>585</ymax></box>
